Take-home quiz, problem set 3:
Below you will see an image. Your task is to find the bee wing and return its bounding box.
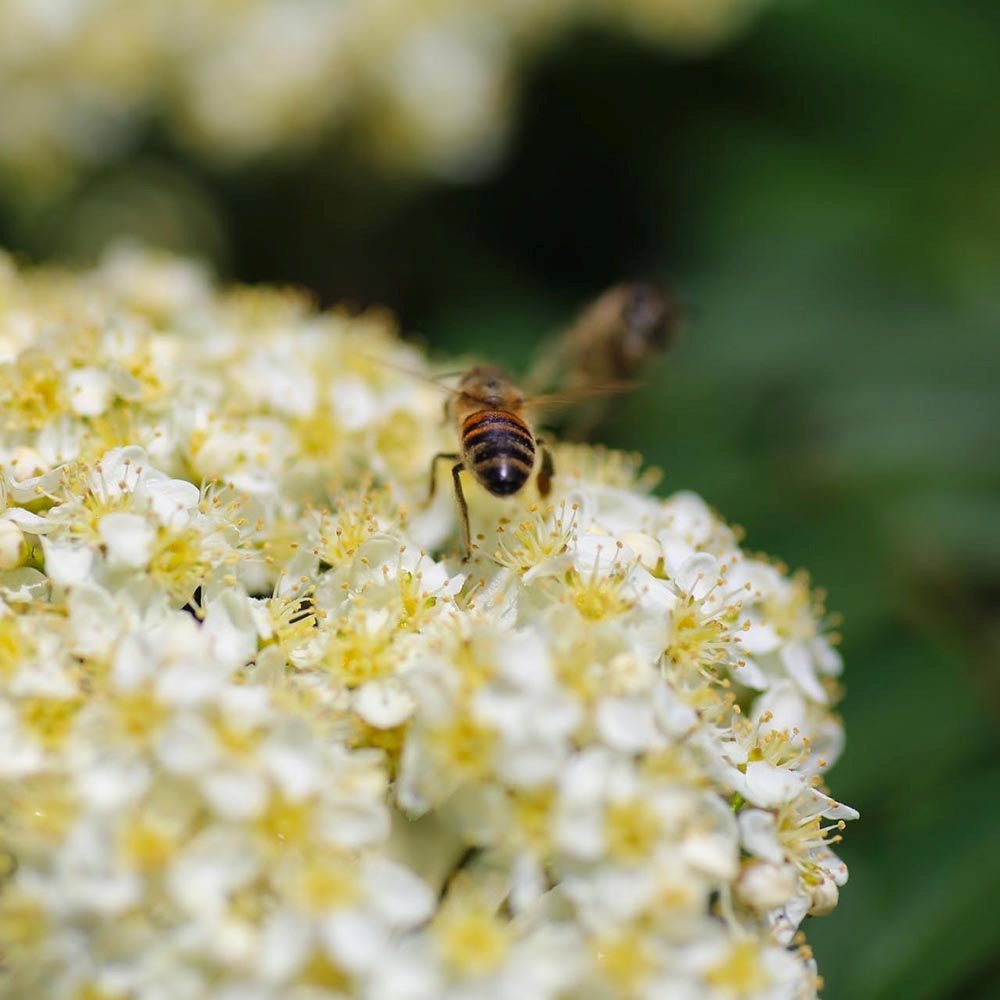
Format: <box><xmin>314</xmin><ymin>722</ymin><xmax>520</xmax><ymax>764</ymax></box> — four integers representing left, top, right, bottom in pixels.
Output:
<box><xmin>525</xmin><ymin>380</ymin><xmax>642</xmax><ymax>412</ymax></box>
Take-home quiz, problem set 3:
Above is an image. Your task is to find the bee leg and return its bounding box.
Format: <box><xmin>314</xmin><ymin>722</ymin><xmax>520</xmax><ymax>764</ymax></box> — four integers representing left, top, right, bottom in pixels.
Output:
<box><xmin>428</xmin><ymin>452</ymin><xmax>461</xmax><ymax>502</ymax></box>
<box><xmin>536</xmin><ymin>439</ymin><xmax>554</xmax><ymax>497</ymax></box>
<box><xmin>451</xmin><ymin>462</ymin><xmax>471</xmax><ymax>557</ymax></box>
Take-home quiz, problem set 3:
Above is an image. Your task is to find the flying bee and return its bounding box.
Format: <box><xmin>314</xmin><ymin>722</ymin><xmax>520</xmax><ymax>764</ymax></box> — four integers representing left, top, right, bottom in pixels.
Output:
<box><xmin>528</xmin><ymin>281</ymin><xmax>680</xmax><ymax>439</ymax></box>
<box><xmin>428</xmin><ymin>365</ymin><xmax>553</xmax><ymax>556</ymax></box>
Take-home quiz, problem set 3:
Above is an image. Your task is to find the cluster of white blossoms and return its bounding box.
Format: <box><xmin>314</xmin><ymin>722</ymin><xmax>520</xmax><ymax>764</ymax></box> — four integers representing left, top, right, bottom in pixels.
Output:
<box><xmin>0</xmin><ymin>0</ymin><xmax>766</xmax><ymax>189</ymax></box>
<box><xmin>0</xmin><ymin>246</ymin><xmax>855</xmax><ymax>1000</ymax></box>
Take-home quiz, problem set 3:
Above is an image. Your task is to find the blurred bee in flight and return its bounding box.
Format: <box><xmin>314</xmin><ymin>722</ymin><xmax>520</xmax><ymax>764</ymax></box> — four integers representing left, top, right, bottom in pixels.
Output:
<box><xmin>527</xmin><ymin>281</ymin><xmax>680</xmax><ymax>440</ymax></box>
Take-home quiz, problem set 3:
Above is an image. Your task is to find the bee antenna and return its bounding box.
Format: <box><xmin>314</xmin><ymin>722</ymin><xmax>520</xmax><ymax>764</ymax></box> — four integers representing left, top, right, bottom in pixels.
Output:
<box><xmin>357</xmin><ymin>352</ymin><xmax>465</xmax><ymax>397</ymax></box>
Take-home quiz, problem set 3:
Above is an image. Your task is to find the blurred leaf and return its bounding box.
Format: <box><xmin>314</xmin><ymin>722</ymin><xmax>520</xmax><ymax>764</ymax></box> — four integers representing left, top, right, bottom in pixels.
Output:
<box><xmin>811</xmin><ymin>765</ymin><xmax>1000</xmax><ymax>1000</ymax></box>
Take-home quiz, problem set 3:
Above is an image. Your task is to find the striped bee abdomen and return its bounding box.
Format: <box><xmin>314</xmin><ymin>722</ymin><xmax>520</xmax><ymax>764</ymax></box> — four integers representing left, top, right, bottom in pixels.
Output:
<box><xmin>461</xmin><ymin>409</ymin><xmax>535</xmax><ymax>497</ymax></box>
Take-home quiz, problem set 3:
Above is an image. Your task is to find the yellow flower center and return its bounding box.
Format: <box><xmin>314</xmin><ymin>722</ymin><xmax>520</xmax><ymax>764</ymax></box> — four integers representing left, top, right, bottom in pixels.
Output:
<box><xmin>606</xmin><ymin>799</ymin><xmax>662</xmax><ymax>863</ymax></box>
<box><xmin>256</xmin><ymin>791</ymin><xmax>314</xmax><ymax>849</ymax></box>
<box><xmin>20</xmin><ymin>696</ymin><xmax>82</xmax><ymax>748</ymax></box>
<box><xmin>705</xmin><ymin>939</ymin><xmax>770</xmax><ymax>995</ymax></box>
<box><xmin>594</xmin><ymin>929</ymin><xmax>656</xmax><ymax>994</ymax></box>
<box><xmin>435</xmin><ymin>903</ymin><xmax>510</xmax><ymax>977</ymax></box>
<box><xmin>292</xmin><ymin>853</ymin><xmax>361</xmax><ymax>912</ymax></box>
<box><xmin>429</xmin><ymin>717</ymin><xmax>496</xmax><ymax>780</ymax></box>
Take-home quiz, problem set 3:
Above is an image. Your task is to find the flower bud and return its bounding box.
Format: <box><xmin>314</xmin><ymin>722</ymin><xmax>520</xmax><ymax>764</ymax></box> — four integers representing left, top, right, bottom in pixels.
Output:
<box><xmin>736</xmin><ymin>860</ymin><xmax>798</xmax><ymax>911</ymax></box>
<box><xmin>0</xmin><ymin>519</ymin><xmax>26</xmax><ymax>570</ymax></box>
<box><xmin>807</xmin><ymin>872</ymin><xmax>840</xmax><ymax>916</ymax></box>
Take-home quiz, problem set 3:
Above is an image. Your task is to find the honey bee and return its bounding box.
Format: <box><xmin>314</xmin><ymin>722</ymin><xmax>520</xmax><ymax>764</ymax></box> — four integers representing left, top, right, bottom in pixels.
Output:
<box><xmin>428</xmin><ymin>365</ymin><xmax>553</xmax><ymax>556</ymax></box>
<box><xmin>528</xmin><ymin>281</ymin><xmax>680</xmax><ymax>438</ymax></box>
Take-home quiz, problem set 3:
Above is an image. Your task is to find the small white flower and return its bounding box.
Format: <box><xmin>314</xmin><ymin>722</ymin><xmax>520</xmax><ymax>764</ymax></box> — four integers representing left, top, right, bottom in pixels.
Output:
<box><xmin>737</xmin><ymin>860</ymin><xmax>800</xmax><ymax>911</ymax></box>
<box><xmin>201</xmin><ymin>768</ymin><xmax>269</xmax><ymax>820</ymax></box>
<box><xmin>363</xmin><ymin>856</ymin><xmax>436</xmax><ymax>928</ymax></box>
<box><xmin>41</xmin><ymin>536</ymin><xmax>94</xmax><ymax>586</ymax></box>
<box><xmin>595</xmin><ymin>696</ymin><xmax>657</xmax><ymax>753</ymax></box>
<box><xmin>167</xmin><ymin>828</ymin><xmax>259</xmax><ymax>917</ymax></box>
<box><xmin>323</xmin><ymin>909</ymin><xmax>388</xmax><ymax>974</ymax></box>
<box><xmin>0</xmin><ymin>516</ymin><xmax>26</xmax><ymax>569</ymax></box>
<box><xmin>66</xmin><ymin>367</ymin><xmax>114</xmax><ymax>417</ymax></box>
<box><xmin>355</xmin><ymin>678</ymin><xmax>417</xmax><ymax>728</ymax></box>
<box><xmin>742</xmin><ymin>760</ymin><xmax>806</xmax><ymax>809</ymax></box>
<box><xmin>99</xmin><ymin>511</ymin><xmax>156</xmax><ymax>568</ymax></box>
<box><xmin>202</xmin><ymin>591</ymin><xmax>259</xmax><ymax>673</ymax></box>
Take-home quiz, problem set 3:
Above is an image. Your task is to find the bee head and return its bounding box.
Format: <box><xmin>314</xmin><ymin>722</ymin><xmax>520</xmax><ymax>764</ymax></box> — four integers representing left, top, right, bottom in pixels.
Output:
<box><xmin>459</xmin><ymin>365</ymin><xmax>521</xmax><ymax>408</ymax></box>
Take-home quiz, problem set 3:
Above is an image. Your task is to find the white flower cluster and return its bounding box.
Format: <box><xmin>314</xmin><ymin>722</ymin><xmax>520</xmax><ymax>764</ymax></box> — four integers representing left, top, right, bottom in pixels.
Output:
<box><xmin>0</xmin><ymin>246</ymin><xmax>855</xmax><ymax>1000</ymax></box>
<box><xmin>0</xmin><ymin>0</ymin><xmax>765</xmax><ymax>188</ymax></box>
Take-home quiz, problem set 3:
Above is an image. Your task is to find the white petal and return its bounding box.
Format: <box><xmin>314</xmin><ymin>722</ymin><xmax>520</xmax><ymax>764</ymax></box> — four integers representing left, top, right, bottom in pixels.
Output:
<box><xmin>90</xmin><ymin>446</ymin><xmax>148</xmax><ymax>499</ymax></box>
<box><xmin>473</xmin><ymin>688</ymin><xmax>523</xmax><ymax>735</ymax></box>
<box><xmin>753</xmin><ymin>682</ymin><xmax>807</xmax><ymax>736</ymax></box>
<box><xmin>66</xmin><ymin>367</ymin><xmax>113</xmax><ymax>417</ymax></box>
<box><xmin>143</xmin><ymin>476</ymin><xmax>200</xmax><ymax>527</ymax></box>
<box><xmin>811</xmin><ymin>636</ymin><xmax>844</xmax><ymax>676</ymax></box>
<box><xmin>572</xmin><ymin>533</ymin><xmax>627</xmax><ymax>577</ymax></box>
<box><xmin>354</xmin><ymin>678</ymin><xmax>416</xmax><ymax>729</ymax></box>
<box><xmin>681</xmin><ymin>832</ymin><xmax>739</xmax><ymax>881</ymax></box>
<box><xmin>496</xmin><ymin>629</ymin><xmax>553</xmax><ymax>690</ymax></box>
<box><xmin>809</xmin><ymin>787</ymin><xmax>860</xmax><ymax>822</ymax></box>
<box><xmin>596</xmin><ymin>697</ymin><xmax>656</xmax><ymax>753</ymax></box>
<box><xmin>203</xmin><ymin>591</ymin><xmax>258</xmax><ymax>672</ymax></box>
<box><xmin>652</xmin><ymin>681</ymin><xmax>698</xmax><ymax>737</ymax></box>
<box><xmin>99</xmin><ymin>512</ymin><xmax>155</xmax><ymax>568</ymax></box>
<box><xmin>365</xmin><ymin>944</ymin><xmax>442</xmax><ymax>1000</ymax></box>
<box><xmin>739</xmin><ymin>620</ymin><xmax>781</xmax><ymax>655</ymax></box>
<box><xmin>331</xmin><ymin>378</ymin><xmax>377</xmax><ymax>430</ymax></box>
<box><xmin>201</xmin><ymin>769</ymin><xmax>269</xmax><ymax>820</ymax></box>
<box><xmin>41</xmin><ymin>537</ymin><xmax>94</xmax><ymax>586</ymax></box>
<box><xmin>619</xmin><ymin>531</ymin><xmax>663</xmax><ymax>572</ymax></box>
<box><xmin>808</xmin><ymin>873</ymin><xmax>840</xmax><ymax>915</ymax></box>
<box><xmin>737</xmin><ymin>861</ymin><xmax>798</xmax><ymax>911</ymax></box>
<box><xmin>497</xmin><ymin>741</ymin><xmax>565</xmax><ymax>788</ymax></box>
<box><xmin>0</xmin><ymin>519</ymin><xmax>25</xmax><ymax>570</ymax></box>
<box><xmin>6</xmin><ymin>447</ymin><xmax>51</xmax><ymax>487</ymax></box>
<box><xmin>743</xmin><ymin>761</ymin><xmax>804</xmax><ymax>808</ymax></box>
<box><xmin>781</xmin><ymin>641</ymin><xmax>829</xmax><ymax>703</ymax></box>
<box><xmin>113</xmin><ymin>633</ymin><xmax>154</xmax><ymax>688</ymax></box>
<box><xmin>0</xmin><ymin>567</ymin><xmax>48</xmax><ymax>604</ymax></box>
<box><xmin>731</xmin><ymin>656</ymin><xmax>769</xmax><ymax>690</ymax></box>
<box><xmin>555</xmin><ymin>807</ymin><xmax>605</xmax><ymax>861</ymax></box>
<box><xmin>65</xmin><ymin>589</ymin><xmax>119</xmax><ymax>660</ymax></box>
<box><xmin>155</xmin><ymin>714</ymin><xmax>220</xmax><ymax>774</ymax></box>
<box><xmin>739</xmin><ymin>809</ymin><xmax>784</xmax><ymax>864</ymax></box>
<box><xmin>260</xmin><ymin>740</ymin><xmax>323</xmax><ymax>800</ymax></box>
<box><xmin>256</xmin><ymin>910</ymin><xmax>312</xmax><ymax>982</ymax></box>
<box><xmin>0</xmin><ymin>704</ymin><xmax>44</xmax><ymax>776</ymax></box>
<box><xmin>560</xmin><ymin>747</ymin><xmax>613</xmax><ymax>805</ymax></box>
<box><xmin>509</xmin><ymin>851</ymin><xmax>546</xmax><ymax>914</ymax></box>
<box><xmin>322</xmin><ymin>800</ymin><xmax>389</xmax><ymax>849</ymax></box>
<box><xmin>673</xmin><ymin>553</ymin><xmax>719</xmax><ymax>600</ymax></box>
<box><xmin>819</xmin><ymin>849</ymin><xmax>852</xmax><ymax>887</ymax></box>
<box><xmin>3</xmin><ymin>507</ymin><xmax>52</xmax><ymax>532</ymax></box>
<box><xmin>322</xmin><ymin>910</ymin><xmax>387</xmax><ymax>974</ymax></box>
<box><xmin>75</xmin><ymin>757</ymin><xmax>150</xmax><ymax>812</ymax></box>
<box><xmin>363</xmin><ymin>857</ymin><xmax>435</xmax><ymax>929</ymax></box>
<box><xmin>168</xmin><ymin>830</ymin><xmax>258</xmax><ymax>916</ymax></box>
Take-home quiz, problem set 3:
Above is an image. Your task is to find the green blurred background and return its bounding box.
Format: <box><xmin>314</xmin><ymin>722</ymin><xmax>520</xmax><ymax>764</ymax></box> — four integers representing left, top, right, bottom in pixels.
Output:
<box><xmin>2</xmin><ymin>1</ymin><xmax>998</xmax><ymax>997</ymax></box>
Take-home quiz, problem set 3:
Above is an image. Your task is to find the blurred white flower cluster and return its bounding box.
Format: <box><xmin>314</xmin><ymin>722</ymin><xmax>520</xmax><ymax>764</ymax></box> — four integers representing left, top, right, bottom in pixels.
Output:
<box><xmin>0</xmin><ymin>0</ymin><xmax>765</xmax><ymax>188</ymax></box>
<box><xmin>0</xmin><ymin>246</ymin><xmax>854</xmax><ymax>1000</ymax></box>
